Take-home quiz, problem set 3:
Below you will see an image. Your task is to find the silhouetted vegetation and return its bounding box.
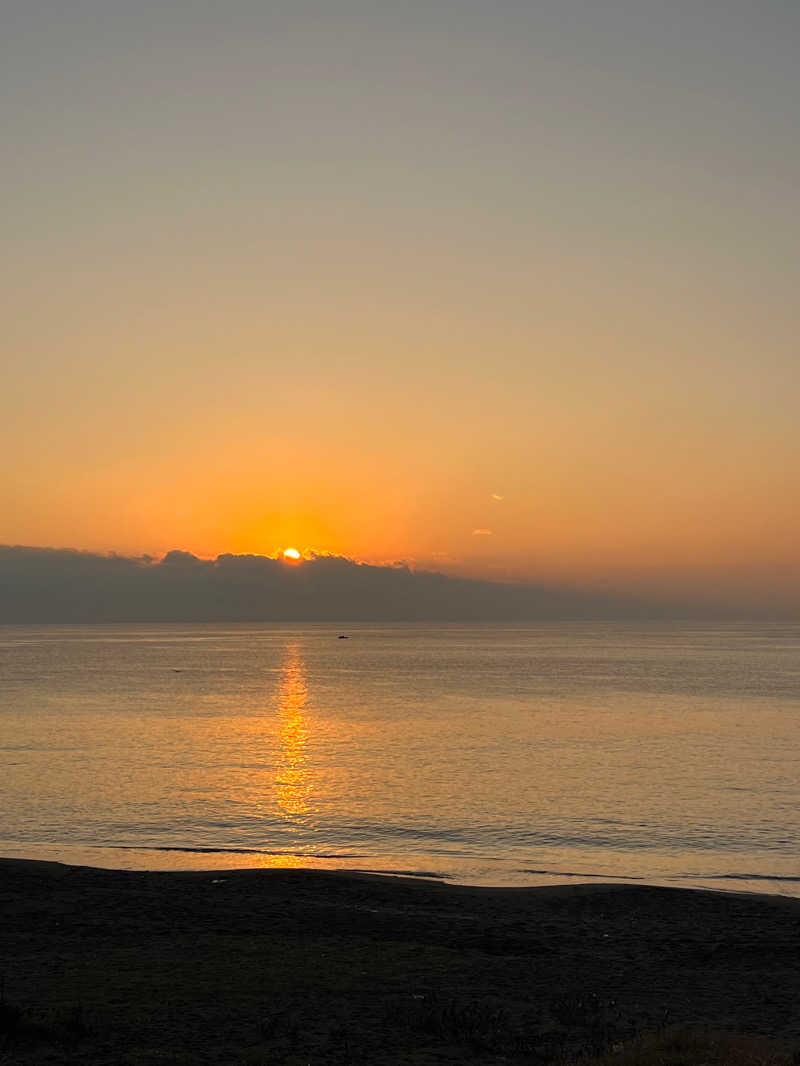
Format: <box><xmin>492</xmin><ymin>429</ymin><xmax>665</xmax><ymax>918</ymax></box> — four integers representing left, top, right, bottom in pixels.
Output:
<box><xmin>566</xmin><ymin>1028</ymin><xmax>800</xmax><ymax>1065</ymax></box>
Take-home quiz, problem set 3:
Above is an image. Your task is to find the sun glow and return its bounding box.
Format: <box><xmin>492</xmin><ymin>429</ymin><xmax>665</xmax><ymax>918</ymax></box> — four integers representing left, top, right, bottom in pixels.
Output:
<box><xmin>282</xmin><ymin>548</ymin><xmax>301</xmax><ymax>560</ymax></box>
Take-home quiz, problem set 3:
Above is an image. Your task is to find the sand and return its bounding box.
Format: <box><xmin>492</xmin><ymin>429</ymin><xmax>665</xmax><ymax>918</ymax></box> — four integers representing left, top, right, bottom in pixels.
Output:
<box><xmin>2</xmin><ymin>858</ymin><xmax>799</xmax><ymax>1064</ymax></box>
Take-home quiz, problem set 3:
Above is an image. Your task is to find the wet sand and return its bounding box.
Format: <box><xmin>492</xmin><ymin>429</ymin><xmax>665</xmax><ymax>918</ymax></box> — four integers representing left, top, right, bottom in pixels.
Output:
<box><xmin>2</xmin><ymin>858</ymin><xmax>799</xmax><ymax>1063</ymax></box>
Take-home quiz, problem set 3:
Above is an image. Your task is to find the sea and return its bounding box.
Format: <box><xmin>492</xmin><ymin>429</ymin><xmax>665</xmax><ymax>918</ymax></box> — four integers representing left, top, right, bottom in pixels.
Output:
<box><xmin>2</xmin><ymin>621</ymin><xmax>799</xmax><ymax>895</ymax></box>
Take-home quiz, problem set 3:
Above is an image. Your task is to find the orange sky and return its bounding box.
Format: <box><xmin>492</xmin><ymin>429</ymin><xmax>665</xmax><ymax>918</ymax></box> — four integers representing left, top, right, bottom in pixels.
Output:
<box><xmin>3</xmin><ymin>1</ymin><xmax>798</xmax><ymax>613</ymax></box>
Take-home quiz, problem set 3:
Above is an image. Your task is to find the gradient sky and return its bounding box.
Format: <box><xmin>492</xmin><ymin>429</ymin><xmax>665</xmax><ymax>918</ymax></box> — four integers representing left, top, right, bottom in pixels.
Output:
<box><xmin>3</xmin><ymin>0</ymin><xmax>798</xmax><ymax>611</ymax></box>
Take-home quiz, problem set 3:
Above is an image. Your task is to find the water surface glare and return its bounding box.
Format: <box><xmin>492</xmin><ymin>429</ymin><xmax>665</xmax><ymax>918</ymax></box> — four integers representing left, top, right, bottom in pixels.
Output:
<box><xmin>2</xmin><ymin>622</ymin><xmax>799</xmax><ymax>894</ymax></box>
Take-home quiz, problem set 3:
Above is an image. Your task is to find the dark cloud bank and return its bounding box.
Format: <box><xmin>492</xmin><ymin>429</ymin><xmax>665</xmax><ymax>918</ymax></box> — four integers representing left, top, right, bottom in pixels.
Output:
<box><xmin>0</xmin><ymin>545</ymin><xmax>756</xmax><ymax>623</ymax></box>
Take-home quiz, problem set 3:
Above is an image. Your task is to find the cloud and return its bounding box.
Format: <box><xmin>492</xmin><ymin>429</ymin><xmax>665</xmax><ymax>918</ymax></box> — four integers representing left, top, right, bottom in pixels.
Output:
<box><xmin>0</xmin><ymin>544</ymin><xmax>767</xmax><ymax>622</ymax></box>
<box><xmin>160</xmin><ymin>550</ymin><xmax>209</xmax><ymax>568</ymax></box>
<box><xmin>472</xmin><ymin>529</ymin><xmax>493</xmax><ymax>536</ymax></box>
<box><xmin>490</xmin><ymin>493</ymin><xmax>504</xmax><ymax>501</ymax></box>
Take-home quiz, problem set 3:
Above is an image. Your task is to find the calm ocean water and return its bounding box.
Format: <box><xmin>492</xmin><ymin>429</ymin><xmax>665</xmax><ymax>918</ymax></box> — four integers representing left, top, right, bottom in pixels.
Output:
<box><xmin>2</xmin><ymin>622</ymin><xmax>799</xmax><ymax>894</ymax></box>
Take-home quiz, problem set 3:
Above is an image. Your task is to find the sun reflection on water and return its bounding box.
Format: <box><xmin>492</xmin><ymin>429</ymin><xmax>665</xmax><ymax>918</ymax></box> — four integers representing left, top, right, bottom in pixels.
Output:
<box><xmin>274</xmin><ymin>642</ymin><xmax>312</xmax><ymax>820</ymax></box>
<box><xmin>255</xmin><ymin>852</ymin><xmax>309</xmax><ymax>869</ymax></box>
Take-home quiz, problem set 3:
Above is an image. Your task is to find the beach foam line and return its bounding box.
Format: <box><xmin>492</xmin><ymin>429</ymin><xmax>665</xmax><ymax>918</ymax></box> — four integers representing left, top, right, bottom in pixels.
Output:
<box><xmin>347</xmin><ymin>867</ymin><xmax>447</xmax><ymax>880</ymax></box>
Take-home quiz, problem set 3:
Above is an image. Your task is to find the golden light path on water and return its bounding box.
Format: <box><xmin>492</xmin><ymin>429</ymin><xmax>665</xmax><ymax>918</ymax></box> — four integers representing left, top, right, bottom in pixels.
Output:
<box><xmin>274</xmin><ymin>642</ymin><xmax>312</xmax><ymax>823</ymax></box>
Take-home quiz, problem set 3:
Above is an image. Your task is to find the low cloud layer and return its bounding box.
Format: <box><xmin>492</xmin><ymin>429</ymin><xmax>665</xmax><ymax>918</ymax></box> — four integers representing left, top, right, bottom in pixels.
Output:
<box><xmin>0</xmin><ymin>545</ymin><xmax>762</xmax><ymax>623</ymax></box>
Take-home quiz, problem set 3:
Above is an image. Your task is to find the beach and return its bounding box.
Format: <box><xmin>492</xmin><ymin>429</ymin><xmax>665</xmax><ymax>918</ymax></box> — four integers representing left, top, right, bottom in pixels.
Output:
<box><xmin>2</xmin><ymin>859</ymin><xmax>799</xmax><ymax>1064</ymax></box>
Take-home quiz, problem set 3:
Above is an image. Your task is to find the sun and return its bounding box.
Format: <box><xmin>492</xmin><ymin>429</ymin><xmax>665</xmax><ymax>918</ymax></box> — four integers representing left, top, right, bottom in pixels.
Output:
<box><xmin>282</xmin><ymin>548</ymin><xmax>302</xmax><ymax>561</ymax></box>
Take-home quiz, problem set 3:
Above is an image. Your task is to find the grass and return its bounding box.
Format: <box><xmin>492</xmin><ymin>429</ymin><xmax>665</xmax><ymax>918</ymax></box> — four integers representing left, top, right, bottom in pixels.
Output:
<box><xmin>567</xmin><ymin>1028</ymin><xmax>800</xmax><ymax>1066</ymax></box>
<box><xmin>3</xmin><ymin>981</ymin><xmax>799</xmax><ymax>1065</ymax></box>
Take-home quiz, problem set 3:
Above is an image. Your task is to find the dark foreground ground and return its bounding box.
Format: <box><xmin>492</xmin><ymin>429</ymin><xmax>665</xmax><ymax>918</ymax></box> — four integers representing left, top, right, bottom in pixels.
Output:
<box><xmin>1</xmin><ymin>859</ymin><xmax>799</xmax><ymax>1065</ymax></box>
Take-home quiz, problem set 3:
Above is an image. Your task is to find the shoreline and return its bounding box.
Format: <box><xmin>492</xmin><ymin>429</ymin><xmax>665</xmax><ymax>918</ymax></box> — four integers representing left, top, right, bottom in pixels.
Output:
<box><xmin>3</xmin><ymin>840</ymin><xmax>800</xmax><ymax>899</ymax></box>
<box><xmin>2</xmin><ymin>853</ymin><xmax>799</xmax><ymax>906</ymax></box>
<box><xmin>3</xmin><ymin>857</ymin><xmax>799</xmax><ymax>1063</ymax></box>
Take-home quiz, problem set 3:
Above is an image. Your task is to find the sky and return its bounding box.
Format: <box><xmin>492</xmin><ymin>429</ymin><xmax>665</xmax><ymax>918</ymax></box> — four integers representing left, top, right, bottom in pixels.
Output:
<box><xmin>3</xmin><ymin>0</ymin><xmax>798</xmax><ymax>614</ymax></box>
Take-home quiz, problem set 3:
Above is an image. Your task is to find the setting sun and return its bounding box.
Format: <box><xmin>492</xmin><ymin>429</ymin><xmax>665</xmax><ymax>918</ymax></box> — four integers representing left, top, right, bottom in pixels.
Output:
<box><xmin>282</xmin><ymin>548</ymin><xmax>301</xmax><ymax>561</ymax></box>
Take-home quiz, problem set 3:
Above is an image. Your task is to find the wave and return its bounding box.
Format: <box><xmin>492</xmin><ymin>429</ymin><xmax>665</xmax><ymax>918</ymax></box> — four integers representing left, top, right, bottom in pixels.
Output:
<box><xmin>694</xmin><ymin>872</ymin><xmax>800</xmax><ymax>884</ymax></box>
<box><xmin>518</xmin><ymin>867</ymin><xmax>645</xmax><ymax>879</ymax></box>
<box><xmin>519</xmin><ymin>866</ymin><xmax>800</xmax><ymax>885</ymax></box>
<box><xmin>107</xmin><ymin>845</ymin><xmax>356</xmax><ymax>859</ymax></box>
<box><xmin>108</xmin><ymin>845</ymin><xmax>447</xmax><ymax>880</ymax></box>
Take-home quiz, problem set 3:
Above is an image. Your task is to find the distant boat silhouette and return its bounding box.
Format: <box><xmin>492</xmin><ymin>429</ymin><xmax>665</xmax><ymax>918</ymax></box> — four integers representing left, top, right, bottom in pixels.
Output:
<box><xmin>338</xmin><ymin>635</ymin><xmax>349</xmax><ymax>639</ymax></box>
